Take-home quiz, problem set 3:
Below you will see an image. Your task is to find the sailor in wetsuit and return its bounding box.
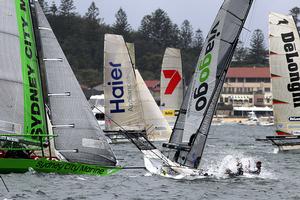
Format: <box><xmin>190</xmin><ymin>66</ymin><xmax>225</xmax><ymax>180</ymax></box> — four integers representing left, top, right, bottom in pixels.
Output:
<box><xmin>248</xmin><ymin>161</ymin><xmax>262</xmax><ymax>175</ymax></box>
<box><xmin>225</xmin><ymin>158</ymin><xmax>243</xmax><ymax>177</ymax></box>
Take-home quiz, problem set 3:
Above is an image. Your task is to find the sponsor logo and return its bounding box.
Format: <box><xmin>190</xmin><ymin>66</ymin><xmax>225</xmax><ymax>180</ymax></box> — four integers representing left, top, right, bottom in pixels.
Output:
<box><xmin>281</xmin><ymin>31</ymin><xmax>300</xmax><ymax>107</ymax></box>
<box><xmin>163</xmin><ymin>70</ymin><xmax>181</xmax><ymax>95</ymax></box>
<box><xmin>108</xmin><ymin>62</ymin><xmax>125</xmax><ymax>113</ymax></box>
<box><xmin>35</xmin><ymin>160</ymin><xmax>108</xmax><ymax>175</ymax></box>
<box><xmin>193</xmin><ymin>21</ymin><xmax>220</xmax><ymax>111</ymax></box>
<box><xmin>278</xmin><ymin>19</ymin><xmax>288</xmax><ymax>25</ymax></box>
<box><xmin>16</xmin><ymin>0</ymin><xmax>47</xmax><ymax>140</ymax></box>
<box><xmin>288</xmin><ymin>116</ymin><xmax>300</xmax><ymax>121</ymax></box>
<box><xmin>163</xmin><ymin>110</ymin><xmax>175</xmax><ymax>116</ymax></box>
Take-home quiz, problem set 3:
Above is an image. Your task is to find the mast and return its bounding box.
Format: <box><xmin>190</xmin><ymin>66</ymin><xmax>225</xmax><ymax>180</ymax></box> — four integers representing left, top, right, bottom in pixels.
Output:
<box><xmin>269</xmin><ymin>12</ymin><xmax>300</xmax><ymax>136</ymax></box>
<box><xmin>34</xmin><ymin>2</ymin><xmax>117</xmax><ymax>166</ymax></box>
<box><xmin>165</xmin><ymin>0</ymin><xmax>253</xmax><ymax>169</ymax></box>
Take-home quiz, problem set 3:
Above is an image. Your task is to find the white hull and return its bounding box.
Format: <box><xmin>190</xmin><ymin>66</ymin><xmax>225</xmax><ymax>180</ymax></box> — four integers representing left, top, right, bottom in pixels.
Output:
<box><xmin>142</xmin><ymin>149</ymin><xmax>204</xmax><ymax>180</ymax></box>
<box><xmin>278</xmin><ymin>144</ymin><xmax>300</xmax><ymax>151</ymax></box>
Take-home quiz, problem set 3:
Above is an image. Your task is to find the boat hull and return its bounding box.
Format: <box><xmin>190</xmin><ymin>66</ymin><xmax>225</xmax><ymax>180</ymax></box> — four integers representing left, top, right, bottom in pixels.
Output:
<box><xmin>0</xmin><ymin>158</ymin><xmax>121</xmax><ymax>176</ymax></box>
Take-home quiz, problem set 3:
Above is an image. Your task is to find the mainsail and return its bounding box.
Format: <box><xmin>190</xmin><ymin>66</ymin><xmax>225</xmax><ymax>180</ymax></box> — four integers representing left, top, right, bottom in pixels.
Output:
<box><xmin>103</xmin><ymin>34</ymin><xmax>145</xmax><ymax>131</ymax></box>
<box><xmin>136</xmin><ymin>70</ymin><xmax>172</xmax><ymax>141</ymax></box>
<box><xmin>160</xmin><ymin>48</ymin><xmax>184</xmax><ymax>121</ymax></box>
<box><xmin>0</xmin><ymin>0</ymin><xmax>47</xmax><ymax>144</ymax></box>
<box><xmin>166</xmin><ymin>0</ymin><xmax>253</xmax><ymax>169</ymax></box>
<box><xmin>269</xmin><ymin>12</ymin><xmax>300</xmax><ymax>136</ymax></box>
<box><xmin>34</xmin><ymin>2</ymin><xmax>116</xmax><ymax>166</ymax></box>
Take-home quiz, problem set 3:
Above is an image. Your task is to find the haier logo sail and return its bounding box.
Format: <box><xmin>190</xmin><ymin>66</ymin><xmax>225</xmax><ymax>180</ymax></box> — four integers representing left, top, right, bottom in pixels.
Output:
<box><xmin>108</xmin><ymin>62</ymin><xmax>125</xmax><ymax>113</ymax></box>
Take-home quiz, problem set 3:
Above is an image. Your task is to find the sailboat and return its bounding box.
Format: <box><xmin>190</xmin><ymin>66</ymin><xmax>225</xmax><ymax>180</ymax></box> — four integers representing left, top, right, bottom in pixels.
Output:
<box><xmin>141</xmin><ymin>0</ymin><xmax>254</xmax><ymax>178</ymax></box>
<box><xmin>0</xmin><ymin>0</ymin><xmax>120</xmax><ymax>176</ymax></box>
<box><xmin>103</xmin><ymin>34</ymin><xmax>171</xmax><ymax>142</ymax></box>
<box><xmin>258</xmin><ymin>12</ymin><xmax>300</xmax><ymax>151</ymax></box>
<box><xmin>160</xmin><ymin>48</ymin><xmax>184</xmax><ymax>127</ymax></box>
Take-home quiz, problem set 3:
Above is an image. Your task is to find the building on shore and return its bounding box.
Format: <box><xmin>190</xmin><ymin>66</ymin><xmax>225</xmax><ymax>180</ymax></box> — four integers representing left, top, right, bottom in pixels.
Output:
<box><xmin>218</xmin><ymin>66</ymin><xmax>272</xmax><ymax>116</ymax></box>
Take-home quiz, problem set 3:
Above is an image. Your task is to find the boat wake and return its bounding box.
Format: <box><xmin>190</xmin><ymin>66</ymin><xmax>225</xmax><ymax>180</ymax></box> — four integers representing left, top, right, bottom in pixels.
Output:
<box><xmin>144</xmin><ymin>153</ymin><xmax>276</xmax><ymax>180</ymax></box>
<box><xmin>203</xmin><ymin>155</ymin><xmax>276</xmax><ymax>179</ymax></box>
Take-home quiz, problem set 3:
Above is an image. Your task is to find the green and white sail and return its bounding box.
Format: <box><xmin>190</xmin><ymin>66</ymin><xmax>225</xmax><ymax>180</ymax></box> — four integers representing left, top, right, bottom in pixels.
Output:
<box><xmin>269</xmin><ymin>12</ymin><xmax>300</xmax><ymax>136</ymax></box>
<box><xmin>160</xmin><ymin>48</ymin><xmax>184</xmax><ymax>123</ymax></box>
<box><xmin>167</xmin><ymin>0</ymin><xmax>253</xmax><ymax>169</ymax></box>
<box><xmin>34</xmin><ymin>2</ymin><xmax>116</xmax><ymax>166</ymax></box>
<box><xmin>104</xmin><ymin>34</ymin><xmax>145</xmax><ymax>131</ymax></box>
<box><xmin>0</xmin><ymin>0</ymin><xmax>47</xmax><ymax>144</ymax></box>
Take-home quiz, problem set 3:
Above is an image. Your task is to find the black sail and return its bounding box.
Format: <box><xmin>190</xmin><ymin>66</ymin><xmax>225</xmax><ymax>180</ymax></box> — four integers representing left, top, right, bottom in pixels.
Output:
<box><xmin>167</xmin><ymin>0</ymin><xmax>253</xmax><ymax>169</ymax></box>
<box><xmin>34</xmin><ymin>2</ymin><xmax>116</xmax><ymax>166</ymax></box>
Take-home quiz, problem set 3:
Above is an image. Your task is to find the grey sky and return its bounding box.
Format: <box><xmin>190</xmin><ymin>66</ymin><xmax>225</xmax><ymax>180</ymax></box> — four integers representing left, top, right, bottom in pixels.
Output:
<box><xmin>52</xmin><ymin>0</ymin><xmax>299</xmax><ymax>46</ymax></box>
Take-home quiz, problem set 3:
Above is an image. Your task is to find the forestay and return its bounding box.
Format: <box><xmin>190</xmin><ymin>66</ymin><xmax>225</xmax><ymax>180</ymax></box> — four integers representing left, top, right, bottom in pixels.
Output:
<box><xmin>103</xmin><ymin>34</ymin><xmax>145</xmax><ymax>131</ymax></box>
<box><xmin>34</xmin><ymin>2</ymin><xmax>116</xmax><ymax>166</ymax></box>
<box><xmin>160</xmin><ymin>48</ymin><xmax>184</xmax><ymax>120</ymax></box>
<box><xmin>269</xmin><ymin>12</ymin><xmax>300</xmax><ymax>136</ymax></box>
<box><xmin>167</xmin><ymin>0</ymin><xmax>253</xmax><ymax>169</ymax></box>
<box><xmin>0</xmin><ymin>0</ymin><xmax>47</xmax><ymax>143</ymax></box>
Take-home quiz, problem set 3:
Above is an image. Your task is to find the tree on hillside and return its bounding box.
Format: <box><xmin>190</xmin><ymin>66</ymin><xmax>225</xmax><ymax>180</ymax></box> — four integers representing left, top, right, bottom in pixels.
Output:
<box><xmin>246</xmin><ymin>29</ymin><xmax>267</xmax><ymax>65</ymax></box>
<box><xmin>232</xmin><ymin>40</ymin><xmax>248</xmax><ymax>66</ymax></box>
<box><xmin>85</xmin><ymin>2</ymin><xmax>101</xmax><ymax>23</ymax></box>
<box><xmin>112</xmin><ymin>8</ymin><xmax>131</xmax><ymax>38</ymax></box>
<box><xmin>179</xmin><ymin>20</ymin><xmax>193</xmax><ymax>49</ymax></box>
<box><xmin>139</xmin><ymin>8</ymin><xmax>179</xmax><ymax>47</ymax></box>
<box><xmin>39</xmin><ymin>0</ymin><xmax>49</xmax><ymax>14</ymax></box>
<box><xmin>290</xmin><ymin>7</ymin><xmax>300</xmax><ymax>31</ymax></box>
<box><xmin>49</xmin><ymin>1</ymin><xmax>58</xmax><ymax>15</ymax></box>
<box><xmin>192</xmin><ymin>28</ymin><xmax>204</xmax><ymax>50</ymax></box>
<box><xmin>59</xmin><ymin>0</ymin><xmax>76</xmax><ymax>16</ymax></box>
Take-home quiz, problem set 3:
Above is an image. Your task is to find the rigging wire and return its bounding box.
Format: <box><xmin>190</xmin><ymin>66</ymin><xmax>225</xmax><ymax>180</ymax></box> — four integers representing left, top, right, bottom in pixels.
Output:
<box><xmin>0</xmin><ymin>175</ymin><xmax>9</xmax><ymax>192</ymax></box>
<box><xmin>92</xmin><ymin>106</ymin><xmax>178</xmax><ymax>169</ymax></box>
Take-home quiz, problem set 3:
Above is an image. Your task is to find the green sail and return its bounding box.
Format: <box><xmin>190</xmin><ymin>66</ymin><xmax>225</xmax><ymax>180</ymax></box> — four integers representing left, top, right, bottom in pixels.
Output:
<box><xmin>15</xmin><ymin>0</ymin><xmax>47</xmax><ymax>142</ymax></box>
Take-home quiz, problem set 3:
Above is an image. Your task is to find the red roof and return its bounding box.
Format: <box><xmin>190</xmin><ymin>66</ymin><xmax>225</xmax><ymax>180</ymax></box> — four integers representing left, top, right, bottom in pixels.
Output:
<box><xmin>226</xmin><ymin>67</ymin><xmax>270</xmax><ymax>78</ymax></box>
<box><xmin>145</xmin><ymin>80</ymin><xmax>160</xmax><ymax>92</ymax></box>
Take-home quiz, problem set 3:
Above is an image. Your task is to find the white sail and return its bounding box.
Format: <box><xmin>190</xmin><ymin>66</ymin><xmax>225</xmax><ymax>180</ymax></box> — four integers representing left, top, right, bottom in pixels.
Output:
<box><xmin>160</xmin><ymin>48</ymin><xmax>184</xmax><ymax>123</ymax></box>
<box><xmin>136</xmin><ymin>70</ymin><xmax>172</xmax><ymax>141</ymax></box>
<box><xmin>104</xmin><ymin>34</ymin><xmax>145</xmax><ymax>131</ymax></box>
<box><xmin>126</xmin><ymin>42</ymin><xmax>136</xmax><ymax>69</ymax></box>
<box><xmin>269</xmin><ymin>12</ymin><xmax>300</xmax><ymax>135</ymax></box>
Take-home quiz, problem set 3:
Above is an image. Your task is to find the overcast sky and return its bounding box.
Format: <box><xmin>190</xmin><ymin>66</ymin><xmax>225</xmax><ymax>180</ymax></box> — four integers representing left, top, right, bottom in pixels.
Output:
<box><xmin>52</xmin><ymin>0</ymin><xmax>299</xmax><ymax>46</ymax></box>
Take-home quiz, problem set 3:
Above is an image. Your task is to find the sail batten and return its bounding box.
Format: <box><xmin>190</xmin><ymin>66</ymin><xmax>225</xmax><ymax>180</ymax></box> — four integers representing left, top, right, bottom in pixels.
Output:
<box><xmin>34</xmin><ymin>2</ymin><xmax>116</xmax><ymax>166</ymax></box>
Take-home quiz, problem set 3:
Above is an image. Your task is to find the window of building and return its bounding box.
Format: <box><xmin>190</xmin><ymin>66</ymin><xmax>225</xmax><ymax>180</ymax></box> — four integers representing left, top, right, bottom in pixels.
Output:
<box><xmin>257</xmin><ymin>98</ymin><xmax>264</xmax><ymax>103</ymax></box>
<box><xmin>225</xmin><ymin>97</ymin><xmax>228</xmax><ymax>103</ymax></box>
<box><xmin>229</xmin><ymin>78</ymin><xmax>235</xmax><ymax>82</ymax></box>
<box><xmin>265</xmin><ymin>87</ymin><xmax>271</xmax><ymax>92</ymax></box>
<box><xmin>237</xmin><ymin>78</ymin><xmax>244</xmax><ymax>82</ymax></box>
<box><xmin>246</xmin><ymin>78</ymin><xmax>256</xmax><ymax>82</ymax></box>
<box><xmin>249</xmin><ymin>98</ymin><xmax>253</xmax><ymax>103</ymax></box>
<box><xmin>220</xmin><ymin>97</ymin><xmax>224</xmax><ymax>103</ymax></box>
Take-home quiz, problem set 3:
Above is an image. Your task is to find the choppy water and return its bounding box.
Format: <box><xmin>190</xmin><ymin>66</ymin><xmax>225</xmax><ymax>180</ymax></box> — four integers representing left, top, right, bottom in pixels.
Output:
<box><xmin>0</xmin><ymin>124</ymin><xmax>300</xmax><ymax>200</ymax></box>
